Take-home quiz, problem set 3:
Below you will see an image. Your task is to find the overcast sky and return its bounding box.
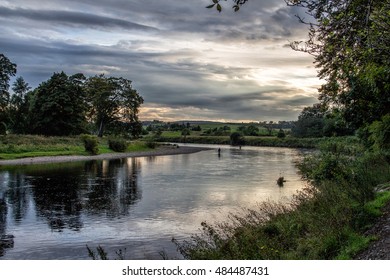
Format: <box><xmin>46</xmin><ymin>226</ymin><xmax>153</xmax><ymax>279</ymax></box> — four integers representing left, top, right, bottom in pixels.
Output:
<box><xmin>0</xmin><ymin>0</ymin><xmax>321</xmax><ymax>122</ymax></box>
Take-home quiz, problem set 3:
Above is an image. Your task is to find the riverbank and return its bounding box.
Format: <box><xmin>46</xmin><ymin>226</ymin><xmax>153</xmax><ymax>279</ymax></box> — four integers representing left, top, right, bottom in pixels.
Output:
<box><xmin>152</xmin><ymin>135</ymin><xmax>359</xmax><ymax>149</ymax></box>
<box><xmin>0</xmin><ymin>145</ymin><xmax>211</xmax><ymax>166</ymax></box>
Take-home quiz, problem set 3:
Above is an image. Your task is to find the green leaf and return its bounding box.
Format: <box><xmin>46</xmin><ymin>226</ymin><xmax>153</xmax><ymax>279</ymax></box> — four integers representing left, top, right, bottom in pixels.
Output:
<box><xmin>212</xmin><ymin>0</ymin><xmax>218</xmax><ymax>3</ymax></box>
<box><xmin>217</xmin><ymin>3</ymin><xmax>222</xmax><ymax>12</ymax></box>
<box><xmin>206</xmin><ymin>4</ymin><xmax>216</xmax><ymax>9</ymax></box>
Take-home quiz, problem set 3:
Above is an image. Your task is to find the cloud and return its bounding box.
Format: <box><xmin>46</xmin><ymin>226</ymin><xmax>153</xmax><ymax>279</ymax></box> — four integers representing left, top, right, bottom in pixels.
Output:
<box><xmin>0</xmin><ymin>0</ymin><xmax>321</xmax><ymax>122</ymax></box>
<box><xmin>0</xmin><ymin>6</ymin><xmax>158</xmax><ymax>31</ymax></box>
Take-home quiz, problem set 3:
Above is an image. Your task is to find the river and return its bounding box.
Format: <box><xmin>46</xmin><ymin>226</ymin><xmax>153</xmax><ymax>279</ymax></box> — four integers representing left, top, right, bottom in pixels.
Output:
<box><xmin>0</xmin><ymin>144</ymin><xmax>306</xmax><ymax>259</ymax></box>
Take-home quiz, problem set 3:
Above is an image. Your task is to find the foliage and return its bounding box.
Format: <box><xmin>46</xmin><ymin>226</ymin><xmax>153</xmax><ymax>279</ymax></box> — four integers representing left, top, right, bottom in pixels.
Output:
<box><xmin>81</xmin><ymin>134</ymin><xmax>99</xmax><ymax>155</ymax></box>
<box><xmin>238</xmin><ymin>125</ymin><xmax>259</xmax><ymax>136</ymax></box>
<box><xmin>230</xmin><ymin>132</ymin><xmax>245</xmax><ymax>146</ymax></box>
<box><xmin>368</xmin><ymin>114</ymin><xmax>390</xmax><ymax>152</ymax></box>
<box><xmin>292</xmin><ymin>104</ymin><xmax>326</xmax><ymax>138</ymax></box>
<box><xmin>0</xmin><ymin>54</ymin><xmax>17</xmax><ymax>123</ymax></box>
<box><xmin>206</xmin><ymin>0</ymin><xmax>249</xmax><ymax>12</ymax></box>
<box><xmin>180</xmin><ymin>128</ymin><xmax>191</xmax><ymax>143</ymax></box>
<box><xmin>87</xmin><ymin>245</ymin><xmax>108</xmax><ymax>260</ymax></box>
<box><xmin>145</xmin><ymin>140</ymin><xmax>157</xmax><ymax>149</ymax></box>
<box><xmin>286</xmin><ymin>0</ymin><xmax>390</xmax><ymax>128</ymax></box>
<box><xmin>85</xmin><ymin>75</ymin><xmax>143</xmax><ymax>138</ymax></box>
<box><xmin>277</xmin><ymin>129</ymin><xmax>286</xmax><ymax>139</ymax></box>
<box><xmin>108</xmin><ymin>138</ymin><xmax>128</xmax><ymax>152</ymax></box>
<box><xmin>0</xmin><ymin>122</ymin><xmax>6</xmax><ymax>135</ymax></box>
<box><xmin>9</xmin><ymin>77</ymin><xmax>32</xmax><ymax>134</ymax></box>
<box><xmin>30</xmin><ymin>72</ymin><xmax>88</xmax><ymax>136</ymax></box>
<box><xmin>210</xmin><ymin>1</ymin><xmax>390</xmax><ymax>131</ymax></box>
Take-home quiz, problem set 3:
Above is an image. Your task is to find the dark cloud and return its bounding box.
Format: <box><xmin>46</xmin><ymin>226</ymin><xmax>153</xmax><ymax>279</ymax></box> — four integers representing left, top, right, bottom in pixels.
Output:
<box><xmin>0</xmin><ymin>6</ymin><xmax>157</xmax><ymax>31</ymax></box>
<box><xmin>0</xmin><ymin>0</ymin><xmax>320</xmax><ymax>122</ymax></box>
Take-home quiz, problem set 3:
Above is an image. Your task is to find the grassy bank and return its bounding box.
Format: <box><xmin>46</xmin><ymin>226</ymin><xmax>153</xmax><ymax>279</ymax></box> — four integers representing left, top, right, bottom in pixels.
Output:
<box><xmin>175</xmin><ymin>140</ymin><xmax>390</xmax><ymax>259</ymax></box>
<box><xmin>0</xmin><ymin>134</ymin><xmax>151</xmax><ymax>160</ymax></box>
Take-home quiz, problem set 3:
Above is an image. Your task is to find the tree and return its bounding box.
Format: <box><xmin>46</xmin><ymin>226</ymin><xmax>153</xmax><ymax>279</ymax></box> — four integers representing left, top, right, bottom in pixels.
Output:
<box><xmin>85</xmin><ymin>75</ymin><xmax>143</xmax><ymax>138</ymax></box>
<box><xmin>287</xmin><ymin>0</ymin><xmax>390</xmax><ymax>128</ymax></box>
<box><xmin>292</xmin><ymin>104</ymin><xmax>326</xmax><ymax>138</ymax></box>
<box><xmin>208</xmin><ymin>0</ymin><xmax>390</xmax><ymax>129</ymax></box>
<box><xmin>230</xmin><ymin>131</ymin><xmax>245</xmax><ymax>146</ymax></box>
<box><xmin>9</xmin><ymin>76</ymin><xmax>31</xmax><ymax>133</ymax></box>
<box><xmin>30</xmin><ymin>72</ymin><xmax>88</xmax><ymax>136</ymax></box>
<box><xmin>181</xmin><ymin>128</ymin><xmax>191</xmax><ymax>142</ymax></box>
<box><xmin>0</xmin><ymin>54</ymin><xmax>17</xmax><ymax>126</ymax></box>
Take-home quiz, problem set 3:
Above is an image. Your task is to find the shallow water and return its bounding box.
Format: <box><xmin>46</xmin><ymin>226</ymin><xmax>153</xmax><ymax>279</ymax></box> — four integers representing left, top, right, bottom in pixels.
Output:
<box><xmin>0</xmin><ymin>145</ymin><xmax>306</xmax><ymax>259</ymax></box>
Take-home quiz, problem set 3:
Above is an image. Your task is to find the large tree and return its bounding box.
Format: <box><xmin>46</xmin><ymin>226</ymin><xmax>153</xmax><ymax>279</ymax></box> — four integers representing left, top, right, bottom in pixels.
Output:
<box><xmin>0</xmin><ymin>54</ymin><xmax>17</xmax><ymax>128</ymax></box>
<box><xmin>30</xmin><ymin>72</ymin><xmax>88</xmax><ymax>136</ymax></box>
<box><xmin>9</xmin><ymin>76</ymin><xmax>32</xmax><ymax>133</ymax></box>
<box><xmin>85</xmin><ymin>75</ymin><xmax>143</xmax><ymax>138</ymax></box>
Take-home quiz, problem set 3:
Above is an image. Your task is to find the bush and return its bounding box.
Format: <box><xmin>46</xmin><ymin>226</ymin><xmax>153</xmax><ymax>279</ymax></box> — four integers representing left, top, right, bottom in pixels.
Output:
<box><xmin>146</xmin><ymin>140</ymin><xmax>157</xmax><ymax>149</ymax></box>
<box><xmin>108</xmin><ymin>138</ymin><xmax>128</xmax><ymax>152</ymax></box>
<box><xmin>230</xmin><ymin>132</ymin><xmax>245</xmax><ymax>146</ymax></box>
<box><xmin>81</xmin><ymin>134</ymin><xmax>99</xmax><ymax>155</ymax></box>
<box><xmin>368</xmin><ymin>114</ymin><xmax>390</xmax><ymax>152</ymax></box>
<box><xmin>277</xmin><ymin>129</ymin><xmax>286</xmax><ymax>138</ymax></box>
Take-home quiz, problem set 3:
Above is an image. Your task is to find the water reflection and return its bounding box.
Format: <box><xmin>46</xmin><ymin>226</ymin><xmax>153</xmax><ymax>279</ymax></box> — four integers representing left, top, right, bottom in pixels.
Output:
<box><xmin>0</xmin><ymin>158</ymin><xmax>142</xmax><ymax>257</ymax></box>
<box><xmin>0</xmin><ymin>146</ymin><xmax>306</xmax><ymax>259</ymax></box>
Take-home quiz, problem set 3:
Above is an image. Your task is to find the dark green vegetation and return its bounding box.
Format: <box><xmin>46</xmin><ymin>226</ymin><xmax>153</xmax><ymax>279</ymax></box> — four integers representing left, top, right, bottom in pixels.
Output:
<box><xmin>0</xmin><ymin>57</ymin><xmax>143</xmax><ymax>138</ymax></box>
<box><xmin>0</xmin><ymin>134</ymin><xmax>151</xmax><ymax>160</ymax></box>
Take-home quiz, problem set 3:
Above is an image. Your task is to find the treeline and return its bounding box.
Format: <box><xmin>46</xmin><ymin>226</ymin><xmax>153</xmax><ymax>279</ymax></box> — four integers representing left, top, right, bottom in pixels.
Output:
<box><xmin>0</xmin><ymin>54</ymin><xmax>143</xmax><ymax>138</ymax></box>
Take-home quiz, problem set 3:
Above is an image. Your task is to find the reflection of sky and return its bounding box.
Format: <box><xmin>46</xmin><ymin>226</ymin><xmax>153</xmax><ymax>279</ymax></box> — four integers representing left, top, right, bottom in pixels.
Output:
<box><xmin>0</xmin><ymin>146</ymin><xmax>305</xmax><ymax>259</ymax></box>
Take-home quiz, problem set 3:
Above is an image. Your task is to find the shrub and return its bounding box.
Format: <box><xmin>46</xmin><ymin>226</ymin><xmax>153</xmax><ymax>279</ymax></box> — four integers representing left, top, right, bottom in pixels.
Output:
<box><xmin>277</xmin><ymin>129</ymin><xmax>286</xmax><ymax>138</ymax></box>
<box><xmin>81</xmin><ymin>134</ymin><xmax>99</xmax><ymax>155</ymax></box>
<box><xmin>146</xmin><ymin>140</ymin><xmax>157</xmax><ymax>149</ymax></box>
<box><xmin>108</xmin><ymin>138</ymin><xmax>128</xmax><ymax>152</ymax></box>
<box><xmin>230</xmin><ymin>132</ymin><xmax>245</xmax><ymax>146</ymax></box>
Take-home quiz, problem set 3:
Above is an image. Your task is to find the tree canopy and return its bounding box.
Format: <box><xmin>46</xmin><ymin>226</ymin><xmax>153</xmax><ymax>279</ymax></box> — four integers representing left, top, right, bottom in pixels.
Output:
<box><xmin>209</xmin><ymin>0</ymin><xmax>390</xmax><ymax>131</ymax></box>
<box><xmin>30</xmin><ymin>72</ymin><xmax>88</xmax><ymax>136</ymax></box>
<box><xmin>0</xmin><ymin>53</ymin><xmax>17</xmax><ymax>125</ymax></box>
<box><xmin>0</xmin><ymin>54</ymin><xmax>144</xmax><ymax>138</ymax></box>
<box><xmin>85</xmin><ymin>75</ymin><xmax>144</xmax><ymax>138</ymax></box>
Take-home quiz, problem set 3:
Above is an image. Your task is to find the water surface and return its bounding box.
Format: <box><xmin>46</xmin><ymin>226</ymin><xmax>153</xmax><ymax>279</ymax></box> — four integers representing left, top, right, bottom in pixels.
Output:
<box><xmin>0</xmin><ymin>145</ymin><xmax>305</xmax><ymax>259</ymax></box>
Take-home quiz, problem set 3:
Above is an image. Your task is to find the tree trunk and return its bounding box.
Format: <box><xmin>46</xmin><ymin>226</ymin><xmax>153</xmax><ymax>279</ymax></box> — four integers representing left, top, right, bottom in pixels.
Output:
<box><xmin>98</xmin><ymin>119</ymin><xmax>104</xmax><ymax>137</ymax></box>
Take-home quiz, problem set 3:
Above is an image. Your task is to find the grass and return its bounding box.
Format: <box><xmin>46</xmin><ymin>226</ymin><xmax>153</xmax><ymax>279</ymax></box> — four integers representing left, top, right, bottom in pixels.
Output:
<box><xmin>0</xmin><ymin>134</ymin><xmax>152</xmax><ymax>160</ymax></box>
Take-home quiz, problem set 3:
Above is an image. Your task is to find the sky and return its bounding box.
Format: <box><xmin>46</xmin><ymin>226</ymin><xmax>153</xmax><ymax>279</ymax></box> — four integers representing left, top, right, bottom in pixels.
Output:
<box><xmin>0</xmin><ymin>0</ymin><xmax>322</xmax><ymax>122</ymax></box>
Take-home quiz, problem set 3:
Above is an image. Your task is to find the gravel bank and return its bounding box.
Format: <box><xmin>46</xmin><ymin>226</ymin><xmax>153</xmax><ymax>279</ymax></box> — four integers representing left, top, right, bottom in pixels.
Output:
<box><xmin>0</xmin><ymin>146</ymin><xmax>212</xmax><ymax>166</ymax></box>
<box><xmin>355</xmin><ymin>200</ymin><xmax>390</xmax><ymax>260</ymax></box>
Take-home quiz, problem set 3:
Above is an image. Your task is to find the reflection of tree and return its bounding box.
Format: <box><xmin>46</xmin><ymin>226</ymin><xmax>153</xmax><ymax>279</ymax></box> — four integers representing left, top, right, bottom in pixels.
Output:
<box><xmin>27</xmin><ymin>165</ymin><xmax>85</xmax><ymax>232</ymax></box>
<box><xmin>0</xmin><ymin>186</ymin><xmax>13</xmax><ymax>257</ymax></box>
<box><xmin>6</xmin><ymin>173</ymin><xmax>30</xmax><ymax>223</ymax></box>
<box><xmin>0</xmin><ymin>157</ymin><xmax>142</xmax><ymax>236</ymax></box>
<box><xmin>85</xmin><ymin>158</ymin><xmax>142</xmax><ymax>217</ymax></box>
<box><xmin>0</xmin><ymin>195</ymin><xmax>7</xmax><ymax>235</ymax></box>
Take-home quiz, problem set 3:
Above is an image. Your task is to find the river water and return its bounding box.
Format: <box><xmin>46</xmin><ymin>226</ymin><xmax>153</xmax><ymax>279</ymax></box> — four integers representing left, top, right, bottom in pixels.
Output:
<box><xmin>0</xmin><ymin>144</ymin><xmax>306</xmax><ymax>259</ymax></box>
